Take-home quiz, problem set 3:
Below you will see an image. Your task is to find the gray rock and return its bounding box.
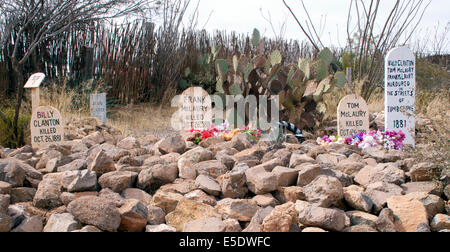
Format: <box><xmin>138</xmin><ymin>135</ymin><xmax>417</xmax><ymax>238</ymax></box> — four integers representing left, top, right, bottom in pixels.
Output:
<box><xmin>10</xmin><ymin>187</ymin><xmax>36</xmax><ymax>203</ymax></box>
<box><xmin>401</xmin><ymin>182</ymin><xmax>443</xmax><ymax>197</ymax></box>
<box><xmin>289</xmin><ymin>153</ymin><xmax>315</xmax><ymax>168</ymax></box>
<box><xmin>296</xmin><ymin>164</ymin><xmax>321</xmax><ymax>187</ymax></box>
<box><xmin>196</xmin><ymin>160</ymin><xmax>229</xmax><ymax>179</ymax></box>
<box><xmin>33</xmin><ymin>173</ymin><xmax>63</xmax><ymax>209</ymax></box>
<box><xmin>302</xmin><ymin>227</ymin><xmax>328</xmax><ymax>232</ymax></box>
<box><xmin>355</xmin><ymin>163</ymin><xmax>405</xmax><ymax>187</ymax></box>
<box><xmin>320</xmin><ymin>166</ymin><xmax>353</xmax><ymax>187</ymax></box>
<box><xmin>44</xmin><ymin>213</ymin><xmax>81</xmax><ymax>232</ymax></box>
<box><xmin>7</xmin><ymin>204</ymin><xmax>27</xmax><ymax>227</ymax></box>
<box><xmin>231</xmin><ymin>133</ymin><xmax>253</xmax><ymax>151</ymax></box>
<box><xmin>252</xmin><ymin>194</ymin><xmax>279</xmax><ymax>208</ymax></box>
<box><xmin>406</xmin><ymin>192</ymin><xmax>445</xmax><ymax>221</ymax></box>
<box><xmin>415</xmin><ymin>222</ymin><xmax>431</xmax><ymax>232</ymax></box>
<box><xmin>42</xmin><ymin>158</ymin><xmax>59</xmax><ymax>174</ymax></box>
<box><xmin>146</xmin><ymin>224</ymin><xmax>176</xmax><ymax>232</ymax></box>
<box><xmin>343</xmin><ymin>187</ymin><xmax>373</xmax><ymax>212</ymax></box>
<box><xmin>408</xmin><ymin>162</ymin><xmax>441</xmax><ymax>182</ymax></box>
<box><xmin>88</xmin><ymin>150</ymin><xmax>116</xmax><ymax>175</ymax></box>
<box><xmin>0</xmin><ymin>194</ymin><xmax>10</xmax><ymax>213</ymax></box>
<box><xmin>0</xmin><ymin>181</ymin><xmax>12</xmax><ymax>194</ymax></box>
<box><xmin>121</xmin><ymin>188</ymin><xmax>153</xmax><ymax>206</ymax></box>
<box><xmin>177</xmin><ymin>147</ymin><xmax>213</xmax><ymax>180</ymax></box>
<box><xmin>184</xmin><ymin>190</ymin><xmax>217</xmax><ymax>206</ymax></box>
<box><xmin>343</xmin><ymin>225</ymin><xmax>378</xmax><ymax>232</ymax></box>
<box><xmin>303</xmin><ymin>176</ymin><xmax>344</xmax><ymax>208</ymax></box>
<box><xmin>346</xmin><ymin>211</ymin><xmax>378</xmax><ymax>228</ymax></box>
<box><xmin>365</xmin><ymin>182</ymin><xmax>404</xmax><ymax>213</ymax></box>
<box><xmin>0</xmin><ymin>212</ymin><xmax>14</xmax><ymax>232</ymax></box>
<box><xmin>195</xmin><ymin>175</ymin><xmax>221</xmax><ymax>196</ymax></box>
<box><xmin>99</xmin><ymin>189</ymin><xmax>126</xmax><ymax>208</ymax></box>
<box><xmin>272</xmin><ymin>166</ymin><xmax>299</xmax><ymax>187</ymax></box>
<box><xmin>245</xmin><ymin>167</ymin><xmax>278</xmax><ymax>195</ymax></box>
<box><xmin>72</xmin><ymin>225</ymin><xmax>102</xmax><ymax>232</ymax></box>
<box><xmin>316</xmin><ymin>153</ymin><xmax>341</xmax><ymax>166</ymax></box>
<box><xmin>151</xmin><ymin>190</ymin><xmax>184</xmax><ymax>214</ymax></box>
<box><xmin>36</xmin><ymin>150</ymin><xmax>62</xmax><ymax>170</ymax></box>
<box><xmin>117</xmin><ymin>137</ymin><xmax>140</xmax><ymax>150</ymax></box>
<box><xmin>376</xmin><ymin>208</ymin><xmax>400</xmax><ymax>232</ymax></box>
<box><xmin>252</xmin><ymin>158</ymin><xmax>284</xmax><ymax>172</ymax></box>
<box><xmin>217</xmin><ymin>170</ymin><xmax>248</xmax><ymax>199</ymax></box>
<box><xmin>158</xmin><ymin>135</ymin><xmax>186</xmax><ymax>154</ymax></box>
<box><xmin>147</xmin><ymin>206</ymin><xmax>166</xmax><ymax>225</ymax></box>
<box><xmin>61</xmin><ymin>170</ymin><xmax>97</xmax><ymax>193</ymax></box>
<box><xmin>11</xmin><ymin>215</ymin><xmax>43</xmax><ymax>232</ymax></box>
<box><xmin>215</xmin><ymin>198</ymin><xmax>259</xmax><ymax>222</ymax></box>
<box><xmin>243</xmin><ymin>207</ymin><xmax>274</xmax><ymax>232</ymax></box>
<box><xmin>98</xmin><ymin>171</ymin><xmax>138</xmax><ymax>193</ymax></box>
<box><xmin>337</xmin><ymin>159</ymin><xmax>365</xmax><ymax>177</ymax></box>
<box><xmin>151</xmin><ymin>163</ymin><xmax>179</xmax><ymax>185</ymax></box>
<box><xmin>223</xmin><ymin>218</ymin><xmax>242</xmax><ymax>232</ymax></box>
<box><xmin>297</xmin><ymin>205</ymin><xmax>347</xmax><ymax>232</ymax></box>
<box><xmin>183</xmin><ymin>217</ymin><xmax>226</xmax><ymax>232</ymax></box>
<box><xmin>0</xmin><ymin>158</ymin><xmax>26</xmax><ymax>187</ymax></box>
<box><xmin>118</xmin><ymin>199</ymin><xmax>148</xmax><ymax>232</ymax></box>
<box><xmin>60</xmin><ymin>192</ymin><xmax>76</xmax><ymax>206</ymax></box>
<box><xmin>362</xmin><ymin>147</ymin><xmax>402</xmax><ymax>163</ymax></box>
<box><xmin>136</xmin><ymin>168</ymin><xmax>154</xmax><ymax>191</ymax></box>
<box><xmin>67</xmin><ymin>196</ymin><xmax>121</xmax><ymax>232</ymax></box>
<box><xmin>57</xmin><ymin>159</ymin><xmax>87</xmax><ymax>172</ymax></box>
<box><xmin>215</xmin><ymin>151</ymin><xmax>237</xmax><ymax>170</ymax></box>
<box><xmin>160</xmin><ymin>153</ymin><xmax>180</xmax><ymax>164</ymax></box>
<box><xmin>430</xmin><ymin>214</ymin><xmax>450</xmax><ymax>231</ymax></box>
<box><xmin>274</xmin><ymin>186</ymin><xmax>306</xmax><ymax>204</ymax></box>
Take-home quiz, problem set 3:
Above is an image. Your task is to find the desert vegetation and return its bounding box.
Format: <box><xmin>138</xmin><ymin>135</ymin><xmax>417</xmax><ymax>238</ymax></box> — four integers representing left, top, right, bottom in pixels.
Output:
<box><xmin>0</xmin><ymin>0</ymin><xmax>448</xmax><ymax>234</ymax></box>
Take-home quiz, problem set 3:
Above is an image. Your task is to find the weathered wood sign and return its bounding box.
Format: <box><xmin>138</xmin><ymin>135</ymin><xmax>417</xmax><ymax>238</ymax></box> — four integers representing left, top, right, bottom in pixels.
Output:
<box><xmin>337</xmin><ymin>94</ymin><xmax>370</xmax><ymax>138</ymax></box>
<box><xmin>24</xmin><ymin>73</ymin><xmax>46</xmax><ymax>112</ymax></box>
<box><xmin>31</xmin><ymin>106</ymin><xmax>64</xmax><ymax>149</ymax></box>
<box><xmin>385</xmin><ymin>47</ymin><xmax>416</xmax><ymax>147</ymax></box>
<box><xmin>90</xmin><ymin>93</ymin><xmax>107</xmax><ymax>124</ymax></box>
<box><xmin>180</xmin><ymin>87</ymin><xmax>212</xmax><ymax>130</ymax></box>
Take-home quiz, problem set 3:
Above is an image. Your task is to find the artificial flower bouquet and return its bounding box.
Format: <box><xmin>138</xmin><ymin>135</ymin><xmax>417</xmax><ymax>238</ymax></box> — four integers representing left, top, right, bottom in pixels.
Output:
<box><xmin>188</xmin><ymin>121</ymin><xmax>262</xmax><ymax>144</ymax></box>
<box><xmin>317</xmin><ymin>130</ymin><xmax>406</xmax><ymax>151</ymax></box>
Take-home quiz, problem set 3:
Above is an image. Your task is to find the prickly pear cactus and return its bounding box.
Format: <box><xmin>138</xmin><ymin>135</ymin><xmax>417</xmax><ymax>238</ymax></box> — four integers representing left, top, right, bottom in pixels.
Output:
<box><xmin>213</xmin><ymin>28</ymin><xmax>347</xmax><ymax>130</ymax></box>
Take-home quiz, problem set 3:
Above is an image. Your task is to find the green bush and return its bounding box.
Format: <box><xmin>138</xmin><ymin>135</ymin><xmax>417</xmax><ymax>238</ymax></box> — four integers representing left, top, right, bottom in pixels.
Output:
<box><xmin>0</xmin><ymin>108</ymin><xmax>31</xmax><ymax>148</ymax></box>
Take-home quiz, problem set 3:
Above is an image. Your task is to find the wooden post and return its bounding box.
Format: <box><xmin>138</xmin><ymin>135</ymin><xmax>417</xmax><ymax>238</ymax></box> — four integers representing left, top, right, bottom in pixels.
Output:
<box><xmin>31</xmin><ymin>88</ymin><xmax>40</xmax><ymax>112</ymax></box>
<box><xmin>82</xmin><ymin>46</ymin><xmax>94</xmax><ymax>80</ymax></box>
<box><xmin>346</xmin><ymin>67</ymin><xmax>353</xmax><ymax>94</ymax></box>
<box><xmin>346</xmin><ymin>67</ymin><xmax>352</xmax><ymax>87</ymax></box>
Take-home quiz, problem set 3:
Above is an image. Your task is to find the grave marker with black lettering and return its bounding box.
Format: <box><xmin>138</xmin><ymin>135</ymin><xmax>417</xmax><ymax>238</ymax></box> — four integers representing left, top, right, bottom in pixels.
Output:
<box><xmin>90</xmin><ymin>93</ymin><xmax>107</xmax><ymax>124</ymax></box>
<box><xmin>385</xmin><ymin>47</ymin><xmax>416</xmax><ymax>147</ymax></box>
<box><xmin>31</xmin><ymin>106</ymin><xmax>64</xmax><ymax>149</ymax></box>
<box><xmin>337</xmin><ymin>94</ymin><xmax>370</xmax><ymax>138</ymax></box>
<box><xmin>180</xmin><ymin>87</ymin><xmax>212</xmax><ymax>130</ymax></box>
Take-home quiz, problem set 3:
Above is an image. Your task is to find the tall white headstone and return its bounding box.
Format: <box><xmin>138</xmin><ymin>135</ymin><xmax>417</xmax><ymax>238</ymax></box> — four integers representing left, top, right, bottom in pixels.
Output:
<box><xmin>385</xmin><ymin>47</ymin><xmax>416</xmax><ymax>147</ymax></box>
<box><xmin>90</xmin><ymin>93</ymin><xmax>107</xmax><ymax>124</ymax></box>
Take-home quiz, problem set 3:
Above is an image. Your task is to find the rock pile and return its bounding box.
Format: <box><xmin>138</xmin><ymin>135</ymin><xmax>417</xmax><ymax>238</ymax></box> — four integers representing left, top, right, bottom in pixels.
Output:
<box><xmin>0</xmin><ymin>118</ymin><xmax>449</xmax><ymax>232</ymax></box>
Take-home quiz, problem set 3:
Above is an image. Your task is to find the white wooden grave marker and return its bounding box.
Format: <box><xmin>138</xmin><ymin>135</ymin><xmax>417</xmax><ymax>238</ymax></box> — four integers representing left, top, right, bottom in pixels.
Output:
<box><xmin>31</xmin><ymin>106</ymin><xmax>64</xmax><ymax>149</ymax></box>
<box><xmin>24</xmin><ymin>73</ymin><xmax>46</xmax><ymax>112</ymax></box>
<box><xmin>90</xmin><ymin>93</ymin><xmax>107</xmax><ymax>124</ymax></box>
<box><xmin>180</xmin><ymin>87</ymin><xmax>212</xmax><ymax>130</ymax></box>
<box><xmin>337</xmin><ymin>94</ymin><xmax>370</xmax><ymax>138</ymax></box>
<box><xmin>385</xmin><ymin>47</ymin><xmax>416</xmax><ymax>147</ymax></box>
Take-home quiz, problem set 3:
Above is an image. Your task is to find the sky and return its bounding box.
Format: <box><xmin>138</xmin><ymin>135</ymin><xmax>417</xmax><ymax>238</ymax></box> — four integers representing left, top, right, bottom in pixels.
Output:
<box><xmin>184</xmin><ymin>0</ymin><xmax>449</xmax><ymax>53</ymax></box>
